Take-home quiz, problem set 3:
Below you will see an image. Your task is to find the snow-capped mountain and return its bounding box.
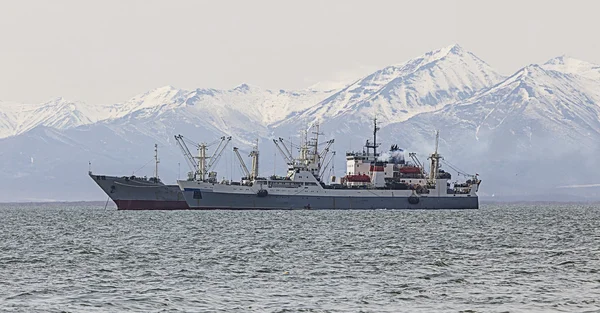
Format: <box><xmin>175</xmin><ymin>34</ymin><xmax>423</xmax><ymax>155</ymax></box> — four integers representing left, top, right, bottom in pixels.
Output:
<box><xmin>1</xmin><ymin>44</ymin><xmax>600</xmax><ymax>201</ymax></box>
<box><xmin>94</xmin><ymin>84</ymin><xmax>337</xmax><ymax>146</ymax></box>
<box><xmin>543</xmin><ymin>55</ymin><xmax>600</xmax><ymax>81</ymax></box>
<box><xmin>0</xmin><ymin>98</ymin><xmax>117</xmax><ymax>138</ymax></box>
<box><xmin>277</xmin><ymin>44</ymin><xmax>504</xmax><ymax>130</ymax></box>
<box><xmin>0</xmin><ymin>84</ymin><xmax>335</xmax><ymax>140</ymax></box>
<box><xmin>383</xmin><ymin>63</ymin><xmax>600</xmax><ymax>196</ymax></box>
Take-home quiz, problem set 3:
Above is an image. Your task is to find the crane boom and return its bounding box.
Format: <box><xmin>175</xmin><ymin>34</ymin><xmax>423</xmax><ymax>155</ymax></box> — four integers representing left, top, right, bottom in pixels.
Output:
<box><xmin>233</xmin><ymin>147</ymin><xmax>251</xmax><ymax>178</ymax></box>
<box><xmin>175</xmin><ymin>134</ymin><xmax>199</xmax><ymax>174</ymax></box>
<box><xmin>318</xmin><ymin>151</ymin><xmax>336</xmax><ymax>180</ymax></box>
<box><xmin>319</xmin><ymin>139</ymin><xmax>335</xmax><ymax>159</ymax></box>
<box><xmin>273</xmin><ymin>139</ymin><xmax>294</xmax><ymax>164</ymax></box>
<box><xmin>409</xmin><ymin>152</ymin><xmax>425</xmax><ymax>177</ymax></box>
<box><xmin>206</xmin><ymin>136</ymin><xmax>232</xmax><ymax>171</ymax></box>
<box><xmin>278</xmin><ymin>137</ymin><xmax>294</xmax><ymax>160</ymax></box>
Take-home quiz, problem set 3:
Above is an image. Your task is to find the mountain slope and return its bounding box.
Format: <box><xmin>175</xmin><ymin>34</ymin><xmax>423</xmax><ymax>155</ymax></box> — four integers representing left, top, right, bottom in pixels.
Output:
<box><xmin>0</xmin><ymin>98</ymin><xmax>117</xmax><ymax>138</ymax></box>
<box><xmin>0</xmin><ymin>85</ymin><xmax>335</xmax><ymax>140</ymax></box>
<box><xmin>3</xmin><ymin>45</ymin><xmax>600</xmax><ymax>201</ymax></box>
<box><xmin>543</xmin><ymin>55</ymin><xmax>600</xmax><ymax>81</ymax></box>
<box><xmin>383</xmin><ymin>64</ymin><xmax>600</xmax><ymax>197</ymax></box>
<box><xmin>279</xmin><ymin>44</ymin><xmax>504</xmax><ymax>128</ymax></box>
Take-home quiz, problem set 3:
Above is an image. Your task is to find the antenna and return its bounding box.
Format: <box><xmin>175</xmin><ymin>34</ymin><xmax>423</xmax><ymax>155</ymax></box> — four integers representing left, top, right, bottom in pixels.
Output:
<box><xmin>364</xmin><ymin>117</ymin><xmax>381</xmax><ymax>158</ymax></box>
<box><xmin>373</xmin><ymin>117</ymin><xmax>380</xmax><ymax>157</ymax></box>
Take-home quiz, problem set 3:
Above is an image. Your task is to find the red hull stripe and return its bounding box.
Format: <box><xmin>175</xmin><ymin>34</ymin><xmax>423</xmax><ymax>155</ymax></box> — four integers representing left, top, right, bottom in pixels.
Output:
<box><xmin>114</xmin><ymin>200</ymin><xmax>189</xmax><ymax>210</ymax></box>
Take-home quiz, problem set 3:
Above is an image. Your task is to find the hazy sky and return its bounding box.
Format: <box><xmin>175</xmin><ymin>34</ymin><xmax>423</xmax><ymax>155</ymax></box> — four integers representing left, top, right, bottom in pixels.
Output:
<box><xmin>1</xmin><ymin>0</ymin><xmax>598</xmax><ymax>105</ymax></box>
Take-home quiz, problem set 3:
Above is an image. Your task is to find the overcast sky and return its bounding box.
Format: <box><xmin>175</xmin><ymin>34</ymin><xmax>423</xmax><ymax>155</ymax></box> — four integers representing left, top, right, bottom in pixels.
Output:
<box><xmin>1</xmin><ymin>0</ymin><xmax>598</xmax><ymax>105</ymax></box>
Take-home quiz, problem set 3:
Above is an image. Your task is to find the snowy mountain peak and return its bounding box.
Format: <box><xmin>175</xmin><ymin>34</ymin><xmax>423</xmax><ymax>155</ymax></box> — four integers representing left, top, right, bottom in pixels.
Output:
<box><xmin>143</xmin><ymin>85</ymin><xmax>184</xmax><ymax>98</ymax></box>
<box><xmin>114</xmin><ymin>85</ymin><xmax>188</xmax><ymax>116</ymax></box>
<box><xmin>284</xmin><ymin>44</ymin><xmax>504</xmax><ymax>128</ymax></box>
<box><xmin>520</xmin><ymin>63</ymin><xmax>544</xmax><ymax>76</ymax></box>
<box><xmin>465</xmin><ymin>61</ymin><xmax>600</xmax><ymax>128</ymax></box>
<box><xmin>542</xmin><ymin>55</ymin><xmax>600</xmax><ymax>80</ymax></box>
<box><xmin>233</xmin><ymin>83</ymin><xmax>261</xmax><ymax>93</ymax></box>
<box><xmin>481</xmin><ymin>64</ymin><xmax>556</xmax><ymax>99</ymax></box>
<box><xmin>424</xmin><ymin>43</ymin><xmax>464</xmax><ymax>60</ymax></box>
<box><xmin>45</xmin><ymin>96</ymin><xmax>67</xmax><ymax>103</ymax></box>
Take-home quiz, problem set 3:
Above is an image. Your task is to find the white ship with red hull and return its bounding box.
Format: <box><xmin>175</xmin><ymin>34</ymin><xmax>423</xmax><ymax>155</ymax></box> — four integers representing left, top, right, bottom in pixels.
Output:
<box><xmin>178</xmin><ymin>120</ymin><xmax>481</xmax><ymax>210</ymax></box>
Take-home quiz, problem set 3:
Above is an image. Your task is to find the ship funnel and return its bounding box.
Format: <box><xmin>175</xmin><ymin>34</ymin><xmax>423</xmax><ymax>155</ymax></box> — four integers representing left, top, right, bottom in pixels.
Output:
<box><xmin>370</xmin><ymin>161</ymin><xmax>386</xmax><ymax>188</ymax></box>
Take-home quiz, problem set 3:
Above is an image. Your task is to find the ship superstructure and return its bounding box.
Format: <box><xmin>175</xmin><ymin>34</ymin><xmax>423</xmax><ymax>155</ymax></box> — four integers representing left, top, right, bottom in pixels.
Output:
<box><xmin>177</xmin><ymin>120</ymin><xmax>481</xmax><ymax>210</ymax></box>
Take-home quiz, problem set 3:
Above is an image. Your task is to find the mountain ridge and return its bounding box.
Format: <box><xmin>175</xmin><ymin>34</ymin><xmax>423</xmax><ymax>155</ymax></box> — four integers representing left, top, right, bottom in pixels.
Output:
<box><xmin>2</xmin><ymin>44</ymin><xmax>600</xmax><ymax>201</ymax></box>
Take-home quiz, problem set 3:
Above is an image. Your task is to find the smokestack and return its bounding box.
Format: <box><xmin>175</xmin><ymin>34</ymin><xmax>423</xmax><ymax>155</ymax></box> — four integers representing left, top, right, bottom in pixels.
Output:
<box><xmin>370</xmin><ymin>161</ymin><xmax>386</xmax><ymax>188</ymax></box>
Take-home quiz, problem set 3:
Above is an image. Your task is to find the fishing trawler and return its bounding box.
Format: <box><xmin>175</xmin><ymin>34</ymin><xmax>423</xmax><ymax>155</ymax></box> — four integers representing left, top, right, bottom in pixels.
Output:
<box><xmin>89</xmin><ymin>144</ymin><xmax>189</xmax><ymax>210</ymax></box>
<box><xmin>177</xmin><ymin>120</ymin><xmax>481</xmax><ymax>210</ymax></box>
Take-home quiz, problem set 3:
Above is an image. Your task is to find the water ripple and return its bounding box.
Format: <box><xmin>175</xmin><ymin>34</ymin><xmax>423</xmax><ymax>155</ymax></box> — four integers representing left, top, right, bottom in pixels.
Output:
<box><xmin>0</xmin><ymin>203</ymin><xmax>599</xmax><ymax>312</ymax></box>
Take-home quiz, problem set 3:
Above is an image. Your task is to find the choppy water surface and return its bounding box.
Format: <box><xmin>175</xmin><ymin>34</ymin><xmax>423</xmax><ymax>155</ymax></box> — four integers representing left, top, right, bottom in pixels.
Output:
<box><xmin>1</xmin><ymin>203</ymin><xmax>599</xmax><ymax>312</ymax></box>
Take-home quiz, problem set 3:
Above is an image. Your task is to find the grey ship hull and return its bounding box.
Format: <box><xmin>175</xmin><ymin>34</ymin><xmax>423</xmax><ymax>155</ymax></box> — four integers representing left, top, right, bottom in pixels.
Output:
<box><xmin>180</xmin><ymin>188</ymin><xmax>478</xmax><ymax>210</ymax></box>
<box><xmin>89</xmin><ymin>173</ymin><xmax>189</xmax><ymax>210</ymax></box>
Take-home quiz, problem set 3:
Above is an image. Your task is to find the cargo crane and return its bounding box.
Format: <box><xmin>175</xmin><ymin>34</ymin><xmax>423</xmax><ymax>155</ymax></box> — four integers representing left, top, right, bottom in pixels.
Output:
<box><xmin>273</xmin><ymin>138</ymin><xmax>294</xmax><ymax>166</ymax></box>
<box><xmin>233</xmin><ymin>147</ymin><xmax>251</xmax><ymax>179</ymax></box>
<box><xmin>318</xmin><ymin>139</ymin><xmax>335</xmax><ymax>161</ymax></box>
<box><xmin>233</xmin><ymin>139</ymin><xmax>260</xmax><ymax>181</ymax></box>
<box><xmin>174</xmin><ymin>134</ymin><xmax>232</xmax><ymax>181</ymax></box>
<box><xmin>316</xmin><ymin>139</ymin><xmax>335</xmax><ymax>180</ymax></box>
<box><xmin>319</xmin><ymin>151</ymin><xmax>336</xmax><ymax>182</ymax></box>
<box><xmin>408</xmin><ymin>152</ymin><xmax>426</xmax><ymax>177</ymax></box>
<box><xmin>175</xmin><ymin>134</ymin><xmax>199</xmax><ymax>176</ymax></box>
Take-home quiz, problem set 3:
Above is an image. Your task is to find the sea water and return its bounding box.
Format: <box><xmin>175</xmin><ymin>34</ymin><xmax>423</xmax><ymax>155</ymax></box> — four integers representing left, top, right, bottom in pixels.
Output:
<box><xmin>1</xmin><ymin>203</ymin><xmax>599</xmax><ymax>312</ymax></box>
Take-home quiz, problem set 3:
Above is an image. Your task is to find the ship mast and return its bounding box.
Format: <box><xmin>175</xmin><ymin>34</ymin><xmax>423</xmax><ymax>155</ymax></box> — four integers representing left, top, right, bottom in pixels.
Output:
<box><xmin>154</xmin><ymin>143</ymin><xmax>160</xmax><ymax>180</ymax></box>
<box><xmin>428</xmin><ymin>130</ymin><xmax>442</xmax><ymax>182</ymax></box>
<box><xmin>198</xmin><ymin>143</ymin><xmax>207</xmax><ymax>181</ymax></box>
<box><xmin>312</xmin><ymin>122</ymin><xmax>322</xmax><ymax>164</ymax></box>
<box><xmin>250</xmin><ymin>138</ymin><xmax>259</xmax><ymax>180</ymax></box>
<box><xmin>365</xmin><ymin>118</ymin><xmax>381</xmax><ymax>158</ymax></box>
<box><xmin>299</xmin><ymin>128</ymin><xmax>307</xmax><ymax>165</ymax></box>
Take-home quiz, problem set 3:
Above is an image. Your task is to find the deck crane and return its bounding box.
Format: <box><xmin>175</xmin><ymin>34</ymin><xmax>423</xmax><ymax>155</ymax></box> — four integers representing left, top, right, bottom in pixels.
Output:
<box><xmin>408</xmin><ymin>152</ymin><xmax>426</xmax><ymax>177</ymax></box>
<box><xmin>318</xmin><ymin>151</ymin><xmax>336</xmax><ymax>181</ymax></box>
<box><xmin>273</xmin><ymin>138</ymin><xmax>294</xmax><ymax>166</ymax></box>
<box><xmin>174</xmin><ymin>134</ymin><xmax>232</xmax><ymax>181</ymax></box>
<box><xmin>277</xmin><ymin>137</ymin><xmax>295</xmax><ymax>161</ymax></box>
<box><xmin>318</xmin><ymin>139</ymin><xmax>335</xmax><ymax>162</ymax></box>
<box><xmin>314</xmin><ymin>138</ymin><xmax>335</xmax><ymax>180</ymax></box>
<box><xmin>204</xmin><ymin>136</ymin><xmax>232</xmax><ymax>181</ymax></box>
<box><xmin>233</xmin><ymin>140</ymin><xmax>260</xmax><ymax>181</ymax></box>
<box><xmin>174</xmin><ymin>134</ymin><xmax>200</xmax><ymax>177</ymax></box>
<box><xmin>233</xmin><ymin>147</ymin><xmax>251</xmax><ymax>179</ymax></box>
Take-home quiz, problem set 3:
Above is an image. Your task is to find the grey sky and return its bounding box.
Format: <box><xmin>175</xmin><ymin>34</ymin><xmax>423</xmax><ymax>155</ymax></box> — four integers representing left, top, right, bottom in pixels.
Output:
<box><xmin>0</xmin><ymin>0</ymin><xmax>598</xmax><ymax>105</ymax></box>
